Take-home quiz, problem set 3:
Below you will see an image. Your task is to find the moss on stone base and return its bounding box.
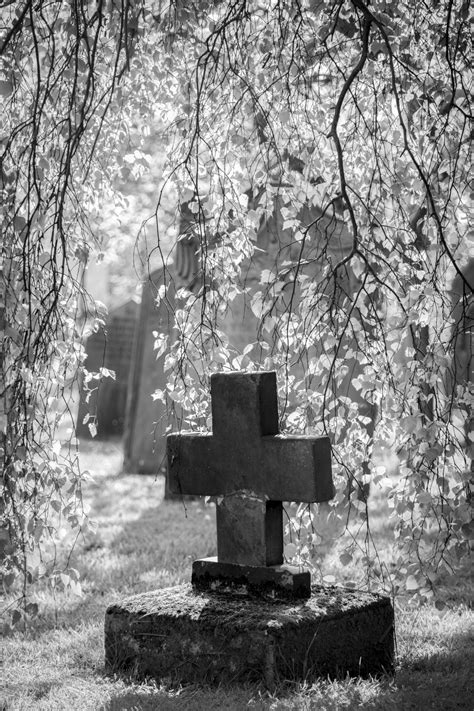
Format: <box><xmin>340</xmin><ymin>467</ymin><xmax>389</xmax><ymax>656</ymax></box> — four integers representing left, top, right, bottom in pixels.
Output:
<box><xmin>105</xmin><ymin>584</ymin><xmax>394</xmax><ymax>688</ymax></box>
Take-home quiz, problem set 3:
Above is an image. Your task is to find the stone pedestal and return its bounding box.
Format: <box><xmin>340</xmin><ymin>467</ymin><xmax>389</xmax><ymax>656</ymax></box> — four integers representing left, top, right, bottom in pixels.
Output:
<box><xmin>105</xmin><ymin>584</ymin><xmax>394</xmax><ymax>688</ymax></box>
<box><xmin>192</xmin><ymin>557</ymin><xmax>311</xmax><ymax>599</ymax></box>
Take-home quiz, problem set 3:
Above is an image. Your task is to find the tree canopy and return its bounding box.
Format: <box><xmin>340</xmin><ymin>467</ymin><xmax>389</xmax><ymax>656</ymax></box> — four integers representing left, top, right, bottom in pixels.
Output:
<box><xmin>1</xmin><ymin>0</ymin><xmax>472</xmax><ymax>622</ymax></box>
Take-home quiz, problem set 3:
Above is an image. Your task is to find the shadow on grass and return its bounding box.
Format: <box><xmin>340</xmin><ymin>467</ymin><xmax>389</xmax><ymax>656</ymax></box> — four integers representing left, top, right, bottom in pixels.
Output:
<box><xmin>388</xmin><ymin>624</ymin><xmax>474</xmax><ymax>711</ymax></box>
<box><xmin>22</xmin><ymin>486</ymin><xmax>216</xmax><ymax>635</ymax></box>
<box><xmin>87</xmin><ymin>489</ymin><xmax>215</xmax><ymax>591</ymax></box>
<box><xmin>101</xmin><ymin>684</ymin><xmax>268</xmax><ymax>711</ymax></box>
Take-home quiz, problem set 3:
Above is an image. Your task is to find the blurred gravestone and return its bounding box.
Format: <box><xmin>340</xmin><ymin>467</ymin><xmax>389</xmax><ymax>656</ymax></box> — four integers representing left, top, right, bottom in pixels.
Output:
<box><xmin>76</xmin><ymin>299</ymin><xmax>138</xmax><ymax>439</ymax></box>
<box><xmin>123</xmin><ymin>197</ymin><xmax>376</xmax><ymax>478</ymax></box>
<box><xmin>123</xmin><ymin>204</ymin><xmax>196</xmax><ymax>477</ymax></box>
<box><xmin>450</xmin><ymin>258</ymin><xmax>474</xmax><ymax>389</ymax></box>
<box><xmin>123</xmin><ymin>268</ymin><xmax>175</xmax><ymax>474</ymax></box>
<box><xmin>449</xmin><ymin>258</ymin><xmax>474</xmax><ymax>473</ymax></box>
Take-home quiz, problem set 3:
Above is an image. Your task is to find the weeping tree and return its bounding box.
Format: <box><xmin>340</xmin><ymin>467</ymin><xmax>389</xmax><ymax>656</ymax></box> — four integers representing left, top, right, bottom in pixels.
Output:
<box><xmin>0</xmin><ymin>0</ymin><xmax>160</xmax><ymax>623</ymax></box>
<box><xmin>1</xmin><ymin>0</ymin><xmax>472</xmax><ymax>623</ymax></box>
<box><xmin>152</xmin><ymin>0</ymin><xmax>472</xmax><ymax>598</ymax></box>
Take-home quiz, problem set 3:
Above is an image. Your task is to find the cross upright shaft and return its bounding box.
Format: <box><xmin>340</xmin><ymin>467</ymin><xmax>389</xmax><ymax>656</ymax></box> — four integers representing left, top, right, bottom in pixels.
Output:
<box><xmin>167</xmin><ymin>371</ymin><xmax>334</xmax><ymax>579</ymax></box>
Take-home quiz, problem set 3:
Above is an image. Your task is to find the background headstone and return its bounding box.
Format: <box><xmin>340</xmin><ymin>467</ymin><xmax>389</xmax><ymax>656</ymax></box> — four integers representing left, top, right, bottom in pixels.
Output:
<box><xmin>450</xmin><ymin>258</ymin><xmax>474</xmax><ymax>389</ymax></box>
<box><xmin>449</xmin><ymin>258</ymin><xmax>474</xmax><ymax>474</ymax></box>
<box><xmin>76</xmin><ymin>299</ymin><xmax>138</xmax><ymax>439</ymax></box>
<box><xmin>123</xmin><ymin>196</ymin><xmax>377</xmax><ymax>476</ymax></box>
<box><xmin>123</xmin><ymin>268</ymin><xmax>175</xmax><ymax>474</ymax></box>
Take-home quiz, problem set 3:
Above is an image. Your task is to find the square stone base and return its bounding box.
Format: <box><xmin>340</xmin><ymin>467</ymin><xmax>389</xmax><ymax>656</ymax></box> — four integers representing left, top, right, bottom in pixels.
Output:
<box><xmin>105</xmin><ymin>584</ymin><xmax>394</xmax><ymax>687</ymax></box>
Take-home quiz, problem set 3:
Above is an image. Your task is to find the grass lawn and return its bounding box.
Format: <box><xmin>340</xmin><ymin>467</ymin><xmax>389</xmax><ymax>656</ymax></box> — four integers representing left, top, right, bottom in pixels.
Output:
<box><xmin>2</xmin><ymin>439</ymin><xmax>473</xmax><ymax>710</ymax></box>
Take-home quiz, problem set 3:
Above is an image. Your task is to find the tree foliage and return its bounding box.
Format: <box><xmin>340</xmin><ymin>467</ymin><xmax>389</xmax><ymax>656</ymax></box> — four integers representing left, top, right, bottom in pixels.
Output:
<box><xmin>1</xmin><ymin>0</ymin><xmax>472</xmax><ymax>622</ymax></box>
<box><xmin>153</xmin><ymin>0</ymin><xmax>473</xmax><ymax>600</ymax></box>
<box><xmin>0</xmin><ymin>0</ymin><xmax>159</xmax><ymax>624</ymax></box>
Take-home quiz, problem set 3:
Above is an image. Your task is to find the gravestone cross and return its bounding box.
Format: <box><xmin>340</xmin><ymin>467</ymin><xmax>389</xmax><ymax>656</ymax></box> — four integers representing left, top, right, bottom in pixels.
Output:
<box><xmin>106</xmin><ymin>372</ymin><xmax>394</xmax><ymax>683</ymax></box>
<box><xmin>167</xmin><ymin>371</ymin><xmax>334</xmax><ymax>597</ymax></box>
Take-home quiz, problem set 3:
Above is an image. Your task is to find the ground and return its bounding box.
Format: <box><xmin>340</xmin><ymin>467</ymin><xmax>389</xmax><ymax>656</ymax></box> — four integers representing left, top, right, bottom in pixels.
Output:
<box><xmin>2</xmin><ymin>439</ymin><xmax>473</xmax><ymax>710</ymax></box>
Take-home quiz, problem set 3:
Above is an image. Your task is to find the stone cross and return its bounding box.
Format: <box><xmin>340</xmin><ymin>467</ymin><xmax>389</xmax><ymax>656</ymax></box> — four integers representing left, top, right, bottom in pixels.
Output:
<box><xmin>167</xmin><ymin>371</ymin><xmax>334</xmax><ymax>597</ymax></box>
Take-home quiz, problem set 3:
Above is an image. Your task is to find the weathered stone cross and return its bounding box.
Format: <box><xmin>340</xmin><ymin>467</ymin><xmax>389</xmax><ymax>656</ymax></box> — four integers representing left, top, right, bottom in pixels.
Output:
<box><xmin>167</xmin><ymin>371</ymin><xmax>334</xmax><ymax>597</ymax></box>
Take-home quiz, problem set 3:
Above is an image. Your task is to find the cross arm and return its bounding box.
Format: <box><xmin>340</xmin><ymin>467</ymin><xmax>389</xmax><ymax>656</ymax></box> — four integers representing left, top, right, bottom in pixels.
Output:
<box><xmin>167</xmin><ymin>431</ymin><xmax>334</xmax><ymax>502</ymax></box>
<box><xmin>263</xmin><ymin>435</ymin><xmax>334</xmax><ymax>502</ymax></box>
<box><xmin>167</xmin><ymin>433</ymin><xmax>214</xmax><ymax>496</ymax></box>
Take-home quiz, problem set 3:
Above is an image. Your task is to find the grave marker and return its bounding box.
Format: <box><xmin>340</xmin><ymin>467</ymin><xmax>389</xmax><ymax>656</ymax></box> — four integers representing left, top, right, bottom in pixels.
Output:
<box><xmin>76</xmin><ymin>299</ymin><xmax>138</xmax><ymax>438</ymax></box>
<box><xmin>123</xmin><ymin>268</ymin><xmax>174</xmax><ymax>472</ymax></box>
<box><xmin>168</xmin><ymin>370</ymin><xmax>334</xmax><ymax>596</ymax></box>
<box><xmin>105</xmin><ymin>370</ymin><xmax>394</xmax><ymax>686</ymax></box>
<box><xmin>123</xmin><ymin>192</ymin><xmax>379</xmax><ymax>479</ymax></box>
